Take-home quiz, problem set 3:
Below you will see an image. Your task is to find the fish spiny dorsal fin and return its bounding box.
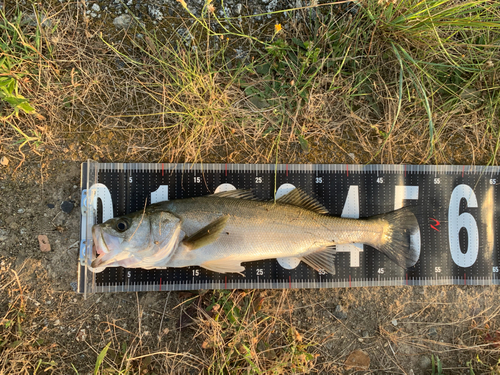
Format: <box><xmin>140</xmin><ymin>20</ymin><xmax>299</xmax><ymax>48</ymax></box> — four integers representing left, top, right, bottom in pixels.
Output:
<box><xmin>276</xmin><ymin>188</ymin><xmax>329</xmax><ymax>214</ymax></box>
<box><xmin>300</xmin><ymin>245</ymin><xmax>337</xmax><ymax>275</ymax></box>
<box><xmin>211</xmin><ymin>189</ymin><xmax>258</xmax><ymax>200</ymax></box>
<box><xmin>182</xmin><ymin>216</ymin><xmax>229</xmax><ymax>250</ymax></box>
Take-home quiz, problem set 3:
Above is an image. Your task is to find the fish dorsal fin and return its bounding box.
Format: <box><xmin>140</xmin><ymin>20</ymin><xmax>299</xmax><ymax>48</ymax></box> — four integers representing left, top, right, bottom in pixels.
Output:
<box><xmin>301</xmin><ymin>245</ymin><xmax>337</xmax><ymax>275</ymax></box>
<box><xmin>211</xmin><ymin>189</ymin><xmax>258</xmax><ymax>200</ymax></box>
<box><xmin>276</xmin><ymin>188</ymin><xmax>329</xmax><ymax>214</ymax></box>
<box><xmin>182</xmin><ymin>216</ymin><xmax>229</xmax><ymax>250</ymax></box>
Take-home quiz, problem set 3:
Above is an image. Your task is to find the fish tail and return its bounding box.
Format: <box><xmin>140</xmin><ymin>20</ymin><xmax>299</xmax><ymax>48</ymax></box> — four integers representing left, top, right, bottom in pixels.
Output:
<box><xmin>367</xmin><ymin>207</ymin><xmax>420</xmax><ymax>268</ymax></box>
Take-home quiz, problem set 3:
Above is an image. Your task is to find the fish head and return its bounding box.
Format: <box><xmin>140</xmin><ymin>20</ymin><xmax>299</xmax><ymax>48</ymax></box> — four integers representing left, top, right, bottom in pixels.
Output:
<box><xmin>90</xmin><ymin>209</ymin><xmax>183</xmax><ymax>272</ymax></box>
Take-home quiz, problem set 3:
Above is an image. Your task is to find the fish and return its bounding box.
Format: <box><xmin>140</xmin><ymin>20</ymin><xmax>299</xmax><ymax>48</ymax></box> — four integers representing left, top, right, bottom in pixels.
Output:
<box><xmin>90</xmin><ymin>188</ymin><xmax>420</xmax><ymax>274</ymax></box>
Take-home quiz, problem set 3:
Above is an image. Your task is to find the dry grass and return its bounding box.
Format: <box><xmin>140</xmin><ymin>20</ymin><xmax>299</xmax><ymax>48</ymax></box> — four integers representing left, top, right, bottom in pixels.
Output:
<box><xmin>1</xmin><ymin>0</ymin><xmax>500</xmax><ymax>166</ymax></box>
<box><xmin>3</xmin><ymin>255</ymin><xmax>500</xmax><ymax>373</ymax></box>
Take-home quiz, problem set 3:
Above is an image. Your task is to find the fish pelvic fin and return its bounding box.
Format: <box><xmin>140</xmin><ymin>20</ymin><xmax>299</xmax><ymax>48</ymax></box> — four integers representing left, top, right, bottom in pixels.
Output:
<box><xmin>300</xmin><ymin>245</ymin><xmax>337</xmax><ymax>275</ymax></box>
<box><xmin>182</xmin><ymin>216</ymin><xmax>229</xmax><ymax>250</ymax></box>
<box><xmin>201</xmin><ymin>258</ymin><xmax>245</xmax><ymax>276</ymax></box>
<box><xmin>368</xmin><ymin>207</ymin><xmax>420</xmax><ymax>268</ymax></box>
<box><xmin>276</xmin><ymin>188</ymin><xmax>329</xmax><ymax>214</ymax></box>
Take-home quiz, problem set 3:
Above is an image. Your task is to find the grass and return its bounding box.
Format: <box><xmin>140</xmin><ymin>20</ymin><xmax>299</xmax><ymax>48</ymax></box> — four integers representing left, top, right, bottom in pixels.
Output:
<box><xmin>2</xmin><ymin>0</ymin><xmax>500</xmax><ymax>373</ymax></box>
<box><xmin>194</xmin><ymin>290</ymin><xmax>318</xmax><ymax>374</ymax></box>
<box><xmin>5</xmin><ymin>256</ymin><xmax>500</xmax><ymax>373</ymax></box>
<box><xmin>2</xmin><ymin>0</ymin><xmax>500</xmax><ymax>164</ymax></box>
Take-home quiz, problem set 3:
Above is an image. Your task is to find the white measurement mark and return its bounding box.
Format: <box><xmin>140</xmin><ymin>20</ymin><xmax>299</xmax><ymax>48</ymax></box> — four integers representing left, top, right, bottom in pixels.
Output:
<box><xmin>449</xmin><ymin>184</ymin><xmax>478</xmax><ymax>268</ymax></box>
<box><xmin>214</xmin><ymin>183</ymin><xmax>236</xmax><ymax>193</ymax></box>
<box><xmin>394</xmin><ymin>185</ymin><xmax>421</xmax><ymax>266</ymax></box>
<box><xmin>336</xmin><ymin>185</ymin><xmax>363</xmax><ymax>267</ymax></box>
<box><xmin>151</xmin><ymin>185</ymin><xmax>169</xmax><ymax>204</ymax></box>
<box><xmin>89</xmin><ymin>183</ymin><xmax>114</xmax><ymax>222</ymax></box>
<box><xmin>276</xmin><ymin>184</ymin><xmax>301</xmax><ymax>270</ymax></box>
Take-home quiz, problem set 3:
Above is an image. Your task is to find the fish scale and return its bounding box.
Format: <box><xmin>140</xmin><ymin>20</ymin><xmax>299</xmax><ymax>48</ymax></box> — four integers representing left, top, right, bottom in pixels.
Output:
<box><xmin>79</xmin><ymin>161</ymin><xmax>500</xmax><ymax>296</ymax></box>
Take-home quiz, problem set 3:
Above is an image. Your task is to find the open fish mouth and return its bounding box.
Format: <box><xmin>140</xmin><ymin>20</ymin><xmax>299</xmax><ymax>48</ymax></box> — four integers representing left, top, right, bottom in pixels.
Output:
<box><xmin>90</xmin><ymin>225</ymin><xmax>123</xmax><ymax>271</ymax></box>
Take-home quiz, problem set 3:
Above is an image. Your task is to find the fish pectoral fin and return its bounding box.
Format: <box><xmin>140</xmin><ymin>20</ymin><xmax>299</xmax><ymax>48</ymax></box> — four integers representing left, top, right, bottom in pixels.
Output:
<box><xmin>300</xmin><ymin>245</ymin><xmax>337</xmax><ymax>275</ymax></box>
<box><xmin>182</xmin><ymin>216</ymin><xmax>229</xmax><ymax>250</ymax></box>
<box><xmin>201</xmin><ymin>258</ymin><xmax>245</xmax><ymax>275</ymax></box>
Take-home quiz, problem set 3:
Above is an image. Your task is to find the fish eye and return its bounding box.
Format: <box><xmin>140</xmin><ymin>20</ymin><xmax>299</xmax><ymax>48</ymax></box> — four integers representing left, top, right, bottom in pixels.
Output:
<box><xmin>115</xmin><ymin>219</ymin><xmax>129</xmax><ymax>232</ymax></box>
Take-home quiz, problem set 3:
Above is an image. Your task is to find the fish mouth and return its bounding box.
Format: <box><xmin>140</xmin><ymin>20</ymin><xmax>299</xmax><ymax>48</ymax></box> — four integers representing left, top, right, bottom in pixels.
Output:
<box><xmin>90</xmin><ymin>225</ymin><xmax>122</xmax><ymax>270</ymax></box>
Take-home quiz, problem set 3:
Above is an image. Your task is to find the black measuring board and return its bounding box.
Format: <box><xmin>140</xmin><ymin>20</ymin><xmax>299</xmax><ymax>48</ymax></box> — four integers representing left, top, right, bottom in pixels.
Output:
<box><xmin>78</xmin><ymin>162</ymin><xmax>500</xmax><ymax>295</ymax></box>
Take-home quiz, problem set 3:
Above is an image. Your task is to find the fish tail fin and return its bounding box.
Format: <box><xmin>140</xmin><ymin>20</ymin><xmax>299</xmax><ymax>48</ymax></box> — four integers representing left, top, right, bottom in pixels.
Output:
<box><xmin>368</xmin><ymin>207</ymin><xmax>420</xmax><ymax>268</ymax></box>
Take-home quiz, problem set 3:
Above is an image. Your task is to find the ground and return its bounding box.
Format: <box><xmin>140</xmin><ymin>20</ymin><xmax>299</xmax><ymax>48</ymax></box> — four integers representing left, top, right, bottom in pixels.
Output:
<box><xmin>2</xmin><ymin>0</ymin><xmax>500</xmax><ymax>373</ymax></box>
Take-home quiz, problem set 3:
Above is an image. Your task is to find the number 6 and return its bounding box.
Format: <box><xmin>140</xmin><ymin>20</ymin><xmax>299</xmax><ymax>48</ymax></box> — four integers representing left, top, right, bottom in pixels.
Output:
<box><xmin>448</xmin><ymin>185</ymin><xmax>478</xmax><ymax>268</ymax></box>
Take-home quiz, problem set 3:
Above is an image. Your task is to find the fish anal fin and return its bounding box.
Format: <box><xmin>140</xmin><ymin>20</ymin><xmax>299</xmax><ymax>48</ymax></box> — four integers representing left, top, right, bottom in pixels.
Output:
<box><xmin>212</xmin><ymin>189</ymin><xmax>258</xmax><ymax>200</ymax></box>
<box><xmin>201</xmin><ymin>258</ymin><xmax>245</xmax><ymax>275</ymax></box>
<box><xmin>300</xmin><ymin>245</ymin><xmax>337</xmax><ymax>275</ymax></box>
<box><xmin>276</xmin><ymin>188</ymin><xmax>329</xmax><ymax>214</ymax></box>
<box><xmin>182</xmin><ymin>216</ymin><xmax>229</xmax><ymax>250</ymax></box>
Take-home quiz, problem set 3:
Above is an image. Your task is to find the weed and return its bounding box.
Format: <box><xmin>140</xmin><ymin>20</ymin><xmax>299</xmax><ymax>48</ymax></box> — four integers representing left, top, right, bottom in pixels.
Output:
<box><xmin>0</xmin><ymin>8</ymin><xmax>43</xmax><ymax>118</ymax></box>
<box><xmin>431</xmin><ymin>354</ymin><xmax>444</xmax><ymax>375</ymax></box>
<box><xmin>195</xmin><ymin>290</ymin><xmax>318</xmax><ymax>374</ymax></box>
<box><xmin>363</xmin><ymin>0</ymin><xmax>500</xmax><ymax>160</ymax></box>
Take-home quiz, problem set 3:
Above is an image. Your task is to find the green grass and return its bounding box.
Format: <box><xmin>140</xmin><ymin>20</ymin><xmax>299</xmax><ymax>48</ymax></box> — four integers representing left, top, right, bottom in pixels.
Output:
<box><xmin>149</xmin><ymin>0</ymin><xmax>500</xmax><ymax>162</ymax></box>
<box><xmin>0</xmin><ymin>7</ymin><xmax>47</xmax><ymax>168</ymax></box>
<box><xmin>3</xmin><ymin>0</ymin><xmax>499</xmax><ymax>164</ymax></box>
<box><xmin>193</xmin><ymin>290</ymin><xmax>318</xmax><ymax>374</ymax></box>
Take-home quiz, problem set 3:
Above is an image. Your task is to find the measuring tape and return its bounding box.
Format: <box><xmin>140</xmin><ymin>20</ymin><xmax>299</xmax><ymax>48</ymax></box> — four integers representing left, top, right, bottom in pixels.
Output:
<box><xmin>78</xmin><ymin>161</ymin><xmax>500</xmax><ymax>296</ymax></box>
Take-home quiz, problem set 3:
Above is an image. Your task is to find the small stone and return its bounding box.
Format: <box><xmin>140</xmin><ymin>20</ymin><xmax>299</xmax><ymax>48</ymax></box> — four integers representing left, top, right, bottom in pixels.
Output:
<box><xmin>23</xmin><ymin>13</ymin><xmax>52</xmax><ymax>28</ymax></box>
<box><xmin>47</xmin><ymin>203</ymin><xmax>55</xmax><ymax>209</ymax></box>
<box><xmin>419</xmin><ymin>356</ymin><xmax>431</xmax><ymax>369</ymax></box>
<box><xmin>113</xmin><ymin>14</ymin><xmax>133</xmax><ymax>30</ymax></box>
<box><xmin>17</xmin><ymin>208</ymin><xmax>25</xmax><ymax>213</ymax></box>
<box><xmin>344</xmin><ymin>349</ymin><xmax>370</xmax><ymax>370</ymax></box>
<box><xmin>334</xmin><ymin>305</ymin><xmax>347</xmax><ymax>320</ymax></box>
<box><xmin>428</xmin><ymin>327</ymin><xmax>437</xmax><ymax>337</ymax></box>
<box><xmin>54</xmin><ymin>319</ymin><xmax>61</xmax><ymax>326</ymax></box>
<box><xmin>91</xmin><ymin>4</ymin><xmax>100</xmax><ymax>12</ymax></box>
<box><xmin>38</xmin><ymin>235</ymin><xmax>51</xmax><ymax>252</ymax></box>
<box><xmin>20</xmin><ymin>228</ymin><xmax>27</xmax><ymax>235</ymax></box>
<box><xmin>362</xmin><ymin>331</ymin><xmax>370</xmax><ymax>338</ymax></box>
<box><xmin>0</xmin><ymin>229</ymin><xmax>8</xmax><ymax>241</ymax></box>
<box><xmin>76</xmin><ymin>329</ymin><xmax>86</xmax><ymax>342</ymax></box>
<box><xmin>391</xmin><ymin>319</ymin><xmax>398</xmax><ymax>326</ymax></box>
<box><xmin>0</xmin><ymin>156</ymin><xmax>8</xmax><ymax>166</ymax></box>
<box><xmin>60</xmin><ymin>201</ymin><xmax>74</xmax><ymax>214</ymax></box>
<box><xmin>334</xmin><ymin>311</ymin><xmax>348</xmax><ymax>319</ymax></box>
<box><xmin>46</xmin><ymin>300</ymin><xmax>52</xmax><ymax>305</ymax></box>
<box><xmin>235</xmin><ymin>3</ymin><xmax>242</xmax><ymax>15</ymax></box>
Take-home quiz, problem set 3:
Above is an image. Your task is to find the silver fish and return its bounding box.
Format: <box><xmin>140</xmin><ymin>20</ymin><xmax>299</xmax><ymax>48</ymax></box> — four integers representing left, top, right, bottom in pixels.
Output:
<box><xmin>90</xmin><ymin>189</ymin><xmax>420</xmax><ymax>274</ymax></box>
